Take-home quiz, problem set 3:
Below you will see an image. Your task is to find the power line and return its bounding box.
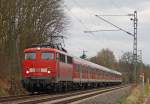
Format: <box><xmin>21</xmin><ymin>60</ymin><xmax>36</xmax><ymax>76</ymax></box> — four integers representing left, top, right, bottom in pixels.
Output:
<box><xmin>71</xmin><ymin>0</ymin><xmax>104</xmax><ymax>32</ymax></box>
<box><xmin>71</xmin><ymin>0</ymin><xmax>133</xmax><ymax>35</ymax></box>
<box><xmin>84</xmin><ymin>29</ymin><xmax>120</xmax><ymax>33</ymax></box>
<box><xmin>97</xmin><ymin>14</ymin><xmax>133</xmax><ymax>16</ymax></box>
<box><xmin>67</xmin><ymin>0</ymin><xmax>114</xmax><ymax>47</ymax></box>
<box><xmin>66</xmin><ymin>1</ymin><xmax>130</xmax><ymax>47</ymax></box>
<box><xmin>95</xmin><ymin>15</ymin><xmax>133</xmax><ymax>36</ymax></box>
<box><xmin>64</xmin><ymin>4</ymin><xmax>96</xmax><ymax>39</ymax></box>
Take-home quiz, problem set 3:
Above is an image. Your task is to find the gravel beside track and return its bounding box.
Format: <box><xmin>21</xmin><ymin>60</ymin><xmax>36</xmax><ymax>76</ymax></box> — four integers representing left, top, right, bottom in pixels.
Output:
<box><xmin>0</xmin><ymin>87</ymin><xmax>109</xmax><ymax>104</ymax></box>
<box><xmin>75</xmin><ymin>85</ymin><xmax>132</xmax><ymax>104</ymax></box>
<box><xmin>42</xmin><ymin>85</ymin><xmax>130</xmax><ymax>104</ymax></box>
<box><xmin>18</xmin><ymin>87</ymin><xmax>111</xmax><ymax>104</ymax></box>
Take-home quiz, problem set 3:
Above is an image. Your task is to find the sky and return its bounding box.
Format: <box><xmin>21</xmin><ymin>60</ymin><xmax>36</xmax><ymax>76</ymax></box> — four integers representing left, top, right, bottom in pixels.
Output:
<box><xmin>63</xmin><ymin>0</ymin><xmax>150</xmax><ymax>64</ymax></box>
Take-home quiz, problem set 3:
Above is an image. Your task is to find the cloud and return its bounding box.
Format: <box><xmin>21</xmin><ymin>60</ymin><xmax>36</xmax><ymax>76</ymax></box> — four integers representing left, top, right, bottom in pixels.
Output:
<box><xmin>65</xmin><ymin>0</ymin><xmax>150</xmax><ymax>64</ymax></box>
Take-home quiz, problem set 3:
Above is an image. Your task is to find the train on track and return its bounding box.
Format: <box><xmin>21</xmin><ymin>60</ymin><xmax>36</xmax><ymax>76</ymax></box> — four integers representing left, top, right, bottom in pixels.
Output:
<box><xmin>21</xmin><ymin>44</ymin><xmax>122</xmax><ymax>93</ymax></box>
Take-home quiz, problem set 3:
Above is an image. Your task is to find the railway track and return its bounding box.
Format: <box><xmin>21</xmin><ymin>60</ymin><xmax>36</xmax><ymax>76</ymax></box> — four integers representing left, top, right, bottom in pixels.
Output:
<box><xmin>0</xmin><ymin>94</ymin><xmax>50</xmax><ymax>103</ymax></box>
<box><xmin>0</xmin><ymin>85</ymin><xmax>130</xmax><ymax>104</ymax></box>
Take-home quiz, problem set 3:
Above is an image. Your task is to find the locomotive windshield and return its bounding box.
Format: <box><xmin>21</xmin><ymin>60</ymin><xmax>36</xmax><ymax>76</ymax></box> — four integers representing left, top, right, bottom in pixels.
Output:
<box><xmin>25</xmin><ymin>52</ymin><xmax>36</xmax><ymax>60</ymax></box>
<box><xmin>41</xmin><ymin>52</ymin><xmax>54</xmax><ymax>60</ymax></box>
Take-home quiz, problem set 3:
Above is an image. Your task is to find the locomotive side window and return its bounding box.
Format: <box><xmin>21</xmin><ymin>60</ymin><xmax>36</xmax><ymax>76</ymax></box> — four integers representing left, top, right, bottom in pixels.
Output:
<box><xmin>41</xmin><ymin>52</ymin><xmax>54</xmax><ymax>60</ymax></box>
<box><xmin>56</xmin><ymin>53</ymin><xmax>59</xmax><ymax>60</ymax></box>
<box><xmin>67</xmin><ymin>56</ymin><xmax>72</xmax><ymax>64</ymax></box>
<box><xmin>25</xmin><ymin>52</ymin><xmax>35</xmax><ymax>60</ymax></box>
<box><xmin>59</xmin><ymin>53</ymin><xmax>66</xmax><ymax>63</ymax></box>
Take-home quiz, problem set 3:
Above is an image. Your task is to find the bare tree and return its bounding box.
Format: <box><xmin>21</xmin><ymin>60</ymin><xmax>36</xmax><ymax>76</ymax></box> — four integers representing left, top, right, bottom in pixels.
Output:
<box><xmin>0</xmin><ymin>0</ymin><xmax>67</xmax><ymax>94</ymax></box>
<box><xmin>90</xmin><ymin>48</ymin><xmax>117</xmax><ymax>69</ymax></box>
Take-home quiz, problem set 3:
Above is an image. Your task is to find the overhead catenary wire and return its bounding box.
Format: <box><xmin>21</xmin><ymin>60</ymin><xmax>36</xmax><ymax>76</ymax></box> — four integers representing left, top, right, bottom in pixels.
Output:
<box><xmin>68</xmin><ymin>0</ymin><xmax>110</xmax><ymax>45</ymax></box>
<box><xmin>69</xmin><ymin>0</ymin><xmax>117</xmax><ymax>48</ymax></box>
<box><xmin>95</xmin><ymin>15</ymin><xmax>133</xmax><ymax>36</ymax></box>
<box><xmin>84</xmin><ymin>29</ymin><xmax>120</xmax><ymax>33</ymax></box>
<box><xmin>67</xmin><ymin>0</ymin><xmax>127</xmax><ymax>47</ymax></box>
<box><xmin>71</xmin><ymin>0</ymin><xmax>111</xmax><ymax>32</ymax></box>
<box><xmin>65</xmin><ymin>0</ymin><xmax>135</xmax><ymax>42</ymax></box>
<box><xmin>70</xmin><ymin>0</ymin><xmax>133</xmax><ymax>33</ymax></box>
<box><xmin>64</xmin><ymin>4</ymin><xmax>96</xmax><ymax>38</ymax></box>
<box><xmin>65</xmin><ymin>0</ymin><xmax>118</xmax><ymax>56</ymax></box>
<box><xmin>63</xmin><ymin>3</ymin><xmax>95</xmax><ymax>55</ymax></box>
<box><xmin>96</xmin><ymin>14</ymin><xmax>133</xmax><ymax>16</ymax></box>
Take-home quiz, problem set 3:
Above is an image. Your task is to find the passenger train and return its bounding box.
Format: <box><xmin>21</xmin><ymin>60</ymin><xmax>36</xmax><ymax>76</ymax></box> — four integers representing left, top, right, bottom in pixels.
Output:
<box><xmin>21</xmin><ymin>45</ymin><xmax>122</xmax><ymax>93</ymax></box>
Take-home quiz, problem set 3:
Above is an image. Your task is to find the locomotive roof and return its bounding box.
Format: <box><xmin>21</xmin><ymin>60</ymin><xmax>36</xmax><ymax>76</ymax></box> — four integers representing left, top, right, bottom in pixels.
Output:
<box><xmin>24</xmin><ymin>47</ymin><xmax>122</xmax><ymax>75</ymax></box>
<box><xmin>24</xmin><ymin>47</ymin><xmax>57</xmax><ymax>52</ymax></box>
<box><xmin>73</xmin><ymin>57</ymin><xmax>122</xmax><ymax>76</ymax></box>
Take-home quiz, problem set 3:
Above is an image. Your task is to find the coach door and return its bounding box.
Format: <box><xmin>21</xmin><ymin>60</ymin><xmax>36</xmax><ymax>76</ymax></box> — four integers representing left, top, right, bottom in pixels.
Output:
<box><xmin>79</xmin><ymin>65</ymin><xmax>82</xmax><ymax>82</ymax></box>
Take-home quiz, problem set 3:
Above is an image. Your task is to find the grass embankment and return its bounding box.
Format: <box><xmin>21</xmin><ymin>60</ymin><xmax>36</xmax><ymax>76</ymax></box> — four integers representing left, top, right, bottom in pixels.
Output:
<box><xmin>118</xmin><ymin>85</ymin><xmax>143</xmax><ymax>104</ymax></box>
<box><xmin>118</xmin><ymin>84</ymin><xmax>150</xmax><ymax>104</ymax></box>
<box><xmin>144</xmin><ymin>84</ymin><xmax>150</xmax><ymax>104</ymax></box>
<box><xmin>0</xmin><ymin>73</ymin><xmax>26</xmax><ymax>96</ymax></box>
<box><xmin>0</xmin><ymin>79</ymin><xmax>9</xmax><ymax>96</ymax></box>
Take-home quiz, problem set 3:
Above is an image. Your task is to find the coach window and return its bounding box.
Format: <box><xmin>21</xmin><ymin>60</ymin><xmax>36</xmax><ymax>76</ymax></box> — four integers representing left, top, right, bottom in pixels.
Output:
<box><xmin>77</xmin><ymin>64</ymin><xmax>79</xmax><ymax>72</ymax></box>
<box><xmin>78</xmin><ymin>65</ymin><xmax>81</xmax><ymax>72</ymax></box>
<box><xmin>41</xmin><ymin>52</ymin><xmax>54</xmax><ymax>60</ymax></box>
<box><xmin>60</xmin><ymin>53</ymin><xmax>66</xmax><ymax>63</ymax></box>
<box><xmin>67</xmin><ymin>56</ymin><xmax>72</xmax><ymax>64</ymax></box>
<box><xmin>25</xmin><ymin>52</ymin><xmax>36</xmax><ymax>60</ymax></box>
<box><xmin>77</xmin><ymin>64</ymin><xmax>80</xmax><ymax>72</ymax></box>
<box><xmin>89</xmin><ymin>67</ymin><xmax>92</xmax><ymax>77</ymax></box>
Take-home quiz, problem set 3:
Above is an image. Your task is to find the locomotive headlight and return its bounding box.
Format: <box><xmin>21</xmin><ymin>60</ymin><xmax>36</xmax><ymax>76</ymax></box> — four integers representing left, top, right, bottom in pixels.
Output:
<box><xmin>26</xmin><ymin>70</ymin><xmax>29</xmax><ymax>74</ymax></box>
<box><xmin>37</xmin><ymin>47</ymin><xmax>40</xmax><ymax>50</ymax></box>
<box><xmin>47</xmin><ymin>70</ymin><xmax>51</xmax><ymax>74</ymax></box>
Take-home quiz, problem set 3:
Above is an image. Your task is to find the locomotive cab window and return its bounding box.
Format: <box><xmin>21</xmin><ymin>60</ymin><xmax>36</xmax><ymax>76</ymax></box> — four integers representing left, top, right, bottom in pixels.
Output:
<box><xmin>41</xmin><ymin>52</ymin><xmax>54</xmax><ymax>60</ymax></box>
<box><xmin>25</xmin><ymin>52</ymin><xmax>36</xmax><ymax>60</ymax></box>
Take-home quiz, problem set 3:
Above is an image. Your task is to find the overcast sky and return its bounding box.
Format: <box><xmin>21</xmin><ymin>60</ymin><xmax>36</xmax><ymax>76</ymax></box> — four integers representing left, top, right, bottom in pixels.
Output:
<box><xmin>64</xmin><ymin>0</ymin><xmax>150</xmax><ymax>64</ymax></box>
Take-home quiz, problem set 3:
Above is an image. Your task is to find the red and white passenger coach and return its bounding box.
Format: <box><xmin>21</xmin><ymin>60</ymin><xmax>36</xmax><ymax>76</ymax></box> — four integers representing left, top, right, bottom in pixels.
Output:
<box><xmin>21</xmin><ymin>46</ymin><xmax>122</xmax><ymax>92</ymax></box>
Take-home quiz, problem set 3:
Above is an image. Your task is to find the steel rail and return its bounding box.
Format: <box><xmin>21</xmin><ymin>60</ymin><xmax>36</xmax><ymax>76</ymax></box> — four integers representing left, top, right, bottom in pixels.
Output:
<box><xmin>18</xmin><ymin>85</ymin><xmax>129</xmax><ymax>104</ymax></box>
<box><xmin>0</xmin><ymin>86</ymin><xmax>111</xmax><ymax>103</ymax></box>
<box><xmin>0</xmin><ymin>85</ymin><xmax>130</xmax><ymax>104</ymax></box>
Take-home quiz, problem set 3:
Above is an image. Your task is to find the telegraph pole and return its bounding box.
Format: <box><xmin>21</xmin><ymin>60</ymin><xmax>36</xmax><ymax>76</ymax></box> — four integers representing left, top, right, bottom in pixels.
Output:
<box><xmin>132</xmin><ymin>11</ymin><xmax>138</xmax><ymax>82</ymax></box>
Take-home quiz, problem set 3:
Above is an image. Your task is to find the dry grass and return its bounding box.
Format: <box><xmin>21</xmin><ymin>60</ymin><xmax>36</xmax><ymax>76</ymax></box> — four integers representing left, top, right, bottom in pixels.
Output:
<box><xmin>0</xmin><ymin>79</ymin><xmax>9</xmax><ymax>96</ymax></box>
<box><xmin>144</xmin><ymin>84</ymin><xmax>150</xmax><ymax>104</ymax></box>
<box><xmin>0</xmin><ymin>72</ymin><xmax>27</xmax><ymax>96</ymax></box>
<box><xmin>118</xmin><ymin>86</ymin><xmax>143</xmax><ymax>104</ymax></box>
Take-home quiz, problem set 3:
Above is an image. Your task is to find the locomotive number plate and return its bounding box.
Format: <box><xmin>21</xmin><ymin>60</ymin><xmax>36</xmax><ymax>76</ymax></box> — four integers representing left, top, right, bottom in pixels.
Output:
<box><xmin>36</xmin><ymin>68</ymin><xmax>41</xmax><ymax>72</ymax></box>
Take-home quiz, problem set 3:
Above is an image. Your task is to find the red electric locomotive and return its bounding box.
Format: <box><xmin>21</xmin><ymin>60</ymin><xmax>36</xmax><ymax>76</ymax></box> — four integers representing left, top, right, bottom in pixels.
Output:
<box><xmin>21</xmin><ymin>44</ymin><xmax>122</xmax><ymax>93</ymax></box>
